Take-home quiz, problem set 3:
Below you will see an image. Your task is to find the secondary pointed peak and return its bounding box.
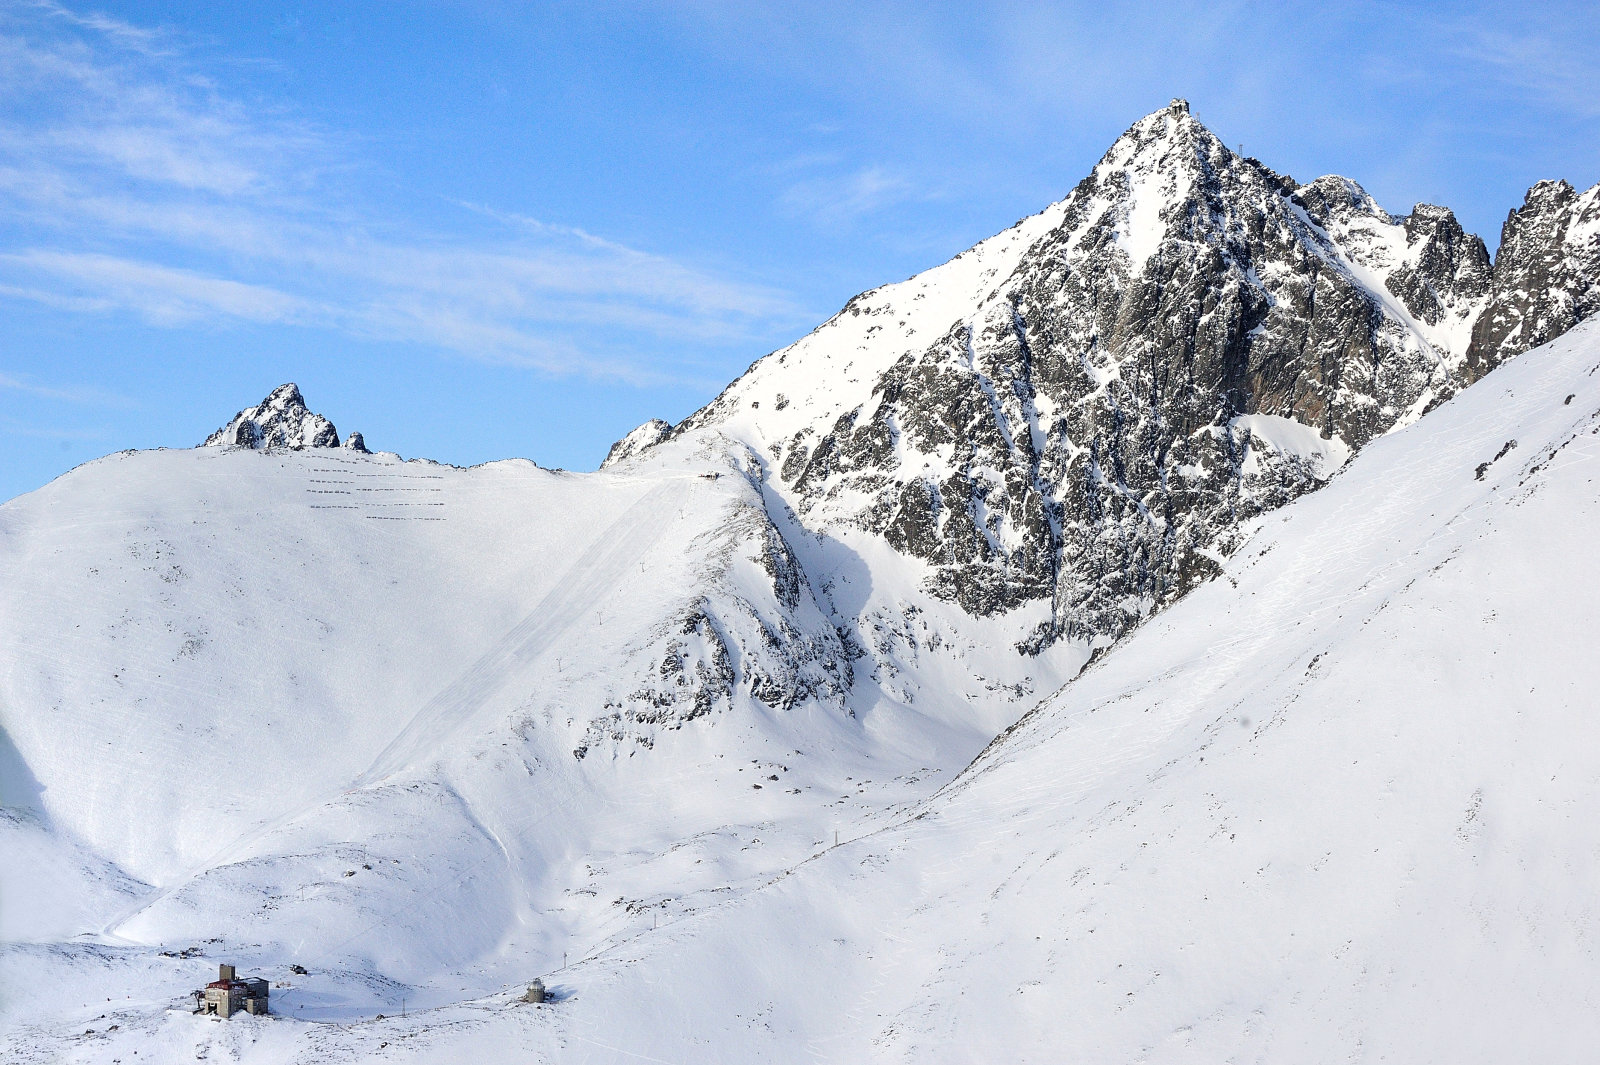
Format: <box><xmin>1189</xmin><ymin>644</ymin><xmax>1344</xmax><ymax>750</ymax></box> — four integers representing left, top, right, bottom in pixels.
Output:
<box><xmin>600</xmin><ymin>418</ymin><xmax>673</xmax><ymax>468</ymax></box>
<box><xmin>202</xmin><ymin>382</ymin><xmax>362</xmax><ymax>452</ymax></box>
<box><xmin>1291</xmin><ymin>173</ymin><xmax>1391</xmax><ymax>228</ymax></box>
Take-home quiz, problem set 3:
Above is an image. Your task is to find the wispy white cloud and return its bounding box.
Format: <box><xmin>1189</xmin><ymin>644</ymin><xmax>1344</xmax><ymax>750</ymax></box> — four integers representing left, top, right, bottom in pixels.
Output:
<box><xmin>8</xmin><ymin>250</ymin><xmax>313</xmax><ymax>324</ymax></box>
<box><xmin>780</xmin><ymin>165</ymin><xmax>923</xmax><ymax>226</ymax></box>
<box><xmin>27</xmin><ymin>0</ymin><xmax>172</xmax><ymax>54</ymax></box>
<box><xmin>0</xmin><ymin>3</ymin><xmax>804</xmax><ymax>384</ymax></box>
<box><xmin>1435</xmin><ymin>14</ymin><xmax>1600</xmax><ymax>120</ymax></box>
<box><xmin>0</xmin><ymin>368</ymin><xmax>130</xmax><ymax>407</ymax></box>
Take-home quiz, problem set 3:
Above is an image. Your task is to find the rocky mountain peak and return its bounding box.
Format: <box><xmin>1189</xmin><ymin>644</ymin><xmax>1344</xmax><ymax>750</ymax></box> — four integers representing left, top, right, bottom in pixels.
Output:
<box><xmin>1107</xmin><ymin>98</ymin><xmax>1209</xmax><ymax>154</ymax></box>
<box><xmin>1291</xmin><ymin>174</ymin><xmax>1391</xmax><ymax>227</ymax></box>
<box><xmin>1528</xmin><ymin>178</ymin><xmax>1577</xmax><ymax>209</ymax></box>
<box><xmin>601</xmin><ymin>418</ymin><xmax>673</xmax><ymax>469</ymax></box>
<box><xmin>1466</xmin><ymin>178</ymin><xmax>1600</xmax><ymax>377</ymax></box>
<box><xmin>1104</xmin><ymin>98</ymin><xmax>1225</xmax><ymax>160</ymax></box>
<box><xmin>1080</xmin><ymin>103</ymin><xmax>1249</xmax><ymax>272</ymax></box>
<box><xmin>637</xmin><ymin>105</ymin><xmax>1598</xmax><ymax>651</ymax></box>
<box><xmin>203</xmin><ymin>383</ymin><xmax>365</xmax><ymax>451</ymax></box>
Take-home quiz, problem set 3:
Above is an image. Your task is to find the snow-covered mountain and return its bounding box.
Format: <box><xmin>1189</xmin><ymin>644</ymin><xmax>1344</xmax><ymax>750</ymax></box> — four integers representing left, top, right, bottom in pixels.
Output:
<box><xmin>0</xmin><ymin>398</ymin><xmax>1081</xmax><ymax>1056</ymax></box>
<box><xmin>625</xmin><ymin>100</ymin><xmax>1596</xmax><ymax>646</ymax></box>
<box><xmin>1467</xmin><ymin>178</ymin><xmax>1600</xmax><ymax>375</ymax></box>
<box><xmin>5</xmin><ymin>102</ymin><xmax>1600</xmax><ymax>1064</ymax></box>
<box><xmin>12</xmin><ymin>288</ymin><xmax>1599</xmax><ymax>1065</ymax></box>
<box><xmin>516</xmin><ymin>313</ymin><xmax>1600</xmax><ymax>1064</ymax></box>
<box><xmin>204</xmin><ymin>382</ymin><xmax>369</xmax><ymax>452</ymax></box>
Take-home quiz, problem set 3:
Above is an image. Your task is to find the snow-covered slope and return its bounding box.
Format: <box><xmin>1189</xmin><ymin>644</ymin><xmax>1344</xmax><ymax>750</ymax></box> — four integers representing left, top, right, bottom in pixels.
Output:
<box><xmin>6</xmin><ymin>100</ymin><xmax>1600</xmax><ymax>1064</ymax></box>
<box><xmin>0</xmin><ymin>420</ymin><xmax>1080</xmax><ymax>1055</ymax></box>
<box><xmin>534</xmin><ymin>314</ymin><xmax>1600</xmax><ymax>1063</ymax></box>
<box><xmin>44</xmin><ymin>306</ymin><xmax>1595</xmax><ymax>1065</ymax></box>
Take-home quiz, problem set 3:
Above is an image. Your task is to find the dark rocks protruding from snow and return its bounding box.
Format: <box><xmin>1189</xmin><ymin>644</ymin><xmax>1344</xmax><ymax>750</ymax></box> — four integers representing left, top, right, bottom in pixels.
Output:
<box><xmin>601</xmin><ymin>419</ymin><xmax>673</xmax><ymax>469</ymax></box>
<box><xmin>1466</xmin><ymin>179</ymin><xmax>1600</xmax><ymax>379</ymax></box>
<box><xmin>682</xmin><ymin>103</ymin><xmax>1598</xmax><ymax>647</ymax></box>
<box><xmin>342</xmin><ymin>431</ymin><xmax>370</xmax><ymax>454</ymax></box>
<box><xmin>572</xmin><ymin>485</ymin><xmax>855</xmax><ymax>759</ymax></box>
<box><xmin>203</xmin><ymin>384</ymin><xmax>352</xmax><ymax>451</ymax></box>
<box><xmin>1385</xmin><ymin>203</ymin><xmax>1493</xmax><ymax>328</ymax></box>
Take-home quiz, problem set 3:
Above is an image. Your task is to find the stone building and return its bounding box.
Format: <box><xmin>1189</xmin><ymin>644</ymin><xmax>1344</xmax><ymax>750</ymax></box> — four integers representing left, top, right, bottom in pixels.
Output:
<box><xmin>197</xmin><ymin>964</ymin><xmax>269</xmax><ymax>1018</ymax></box>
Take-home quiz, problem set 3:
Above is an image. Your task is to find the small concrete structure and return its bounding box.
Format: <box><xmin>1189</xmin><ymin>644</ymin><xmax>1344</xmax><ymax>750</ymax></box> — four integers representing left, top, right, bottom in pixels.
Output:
<box><xmin>197</xmin><ymin>964</ymin><xmax>269</xmax><ymax>1018</ymax></box>
<box><xmin>521</xmin><ymin>978</ymin><xmax>547</xmax><ymax>1004</ymax></box>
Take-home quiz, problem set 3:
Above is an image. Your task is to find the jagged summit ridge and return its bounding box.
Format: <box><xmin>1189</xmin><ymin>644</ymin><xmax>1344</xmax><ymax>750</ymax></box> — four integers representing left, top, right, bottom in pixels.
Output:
<box><xmin>637</xmin><ymin>102</ymin><xmax>1596</xmax><ymax>645</ymax></box>
<box><xmin>1467</xmin><ymin>179</ymin><xmax>1600</xmax><ymax>376</ymax></box>
<box><xmin>1079</xmin><ymin>99</ymin><xmax>1490</xmax><ymax>375</ymax></box>
<box><xmin>203</xmin><ymin>383</ymin><xmax>368</xmax><ymax>452</ymax></box>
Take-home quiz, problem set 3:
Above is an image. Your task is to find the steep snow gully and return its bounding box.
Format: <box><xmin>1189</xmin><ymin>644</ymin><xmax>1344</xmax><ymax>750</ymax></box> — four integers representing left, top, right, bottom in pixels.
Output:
<box><xmin>4</xmin><ymin>102</ymin><xmax>1600</xmax><ymax>1063</ymax></box>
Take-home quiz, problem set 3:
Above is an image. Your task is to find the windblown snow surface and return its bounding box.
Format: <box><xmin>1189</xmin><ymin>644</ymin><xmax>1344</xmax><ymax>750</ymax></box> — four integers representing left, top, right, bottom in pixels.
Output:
<box><xmin>7</xmin><ymin>331</ymin><xmax>1600</xmax><ymax>1061</ymax></box>
<box><xmin>0</xmin><ymin>429</ymin><xmax>1080</xmax><ymax>1061</ymax></box>
<box><xmin>553</xmin><ymin>318</ymin><xmax>1600</xmax><ymax>1064</ymax></box>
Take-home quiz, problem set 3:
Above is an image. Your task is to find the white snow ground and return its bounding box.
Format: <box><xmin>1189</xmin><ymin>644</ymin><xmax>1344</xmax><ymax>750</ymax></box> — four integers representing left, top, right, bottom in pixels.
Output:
<box><xmin>0</xmin><ymin>427</ymin><xmax>1077</xmax><ymax>1059</ymax></box>
<box><xmin>538</xmin><ymin>316</ymin><xmax>1600</xmax><ymax>1063</ymax></box>
<box><xmin>7</xmin><ymin>311</ymin><xmax>1597</xmax><ymax>1061</ymax></box>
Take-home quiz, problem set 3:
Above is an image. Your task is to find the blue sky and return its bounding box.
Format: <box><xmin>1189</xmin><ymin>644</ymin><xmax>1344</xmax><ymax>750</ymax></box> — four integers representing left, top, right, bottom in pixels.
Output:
<box><xmin>2</xmin><ymin>0</ymin><xmax>1597</xmax><ymax>502</ymax></box>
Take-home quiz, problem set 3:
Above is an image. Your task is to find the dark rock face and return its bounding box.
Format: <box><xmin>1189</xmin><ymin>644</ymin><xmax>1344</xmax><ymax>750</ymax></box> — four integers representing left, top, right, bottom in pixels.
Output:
<box><xmin>1384</xmin><ymin>203</ymin><xmax>1492</xmax><ymax>328</ymax></box>
<box><xmin>654</xmin><ymin>104</ymin><xmax>1600</xmax><ymax>654</ymax></box>
<box><xmin>1466</xmin><ymin>180</ymin><xmax>1600</xmax><ymax>379</ymax></box>
<box><xmin>684</xmin><ymin>102</ymin><xmax>1515</xmax><ymax>644</ymax></box>
<box><xmin>203</xmin><ymin>384</ymin><xmax>352</xmax><ymax>451</ymax></box>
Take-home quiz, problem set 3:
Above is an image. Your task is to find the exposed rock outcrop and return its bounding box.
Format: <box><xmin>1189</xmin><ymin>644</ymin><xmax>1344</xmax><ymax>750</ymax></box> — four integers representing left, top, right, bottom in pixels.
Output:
<box><xmin>203</xmin><ymin>383</ymin><xmax>359</xmax><ymax>452</ymax></box>
<box><xmin>601</xmin><ymin>419</ymin><xmax>674</xmax><ymax>469</ymax></box>
<box><xmin>1466</xmin><ymin>179</ymin><xmax>1600</xmax><ymax>378</ymax></box>
<box><xmin>677</xmin><ymin>102</ymin><xmax>1594</xmax><ymax>647</ymax></box>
